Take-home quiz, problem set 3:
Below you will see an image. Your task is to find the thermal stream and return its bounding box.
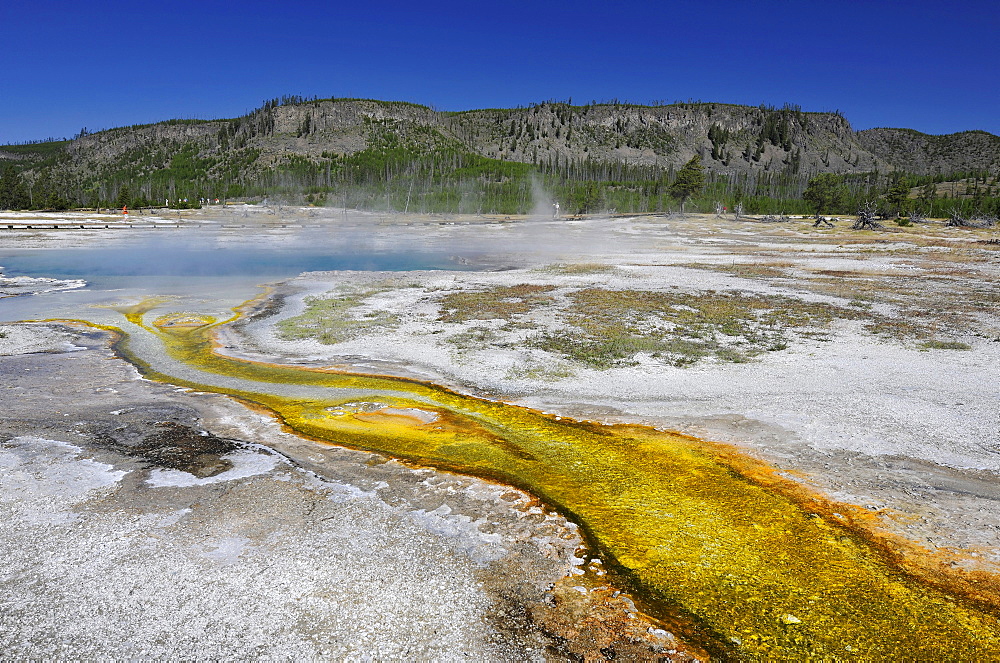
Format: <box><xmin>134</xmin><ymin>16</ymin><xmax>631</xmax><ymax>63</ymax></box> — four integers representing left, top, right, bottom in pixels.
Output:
<box><xmin>95</xmin><ymin>299</ymin><xmax>1000</xmax><ymax>660</ymax></box>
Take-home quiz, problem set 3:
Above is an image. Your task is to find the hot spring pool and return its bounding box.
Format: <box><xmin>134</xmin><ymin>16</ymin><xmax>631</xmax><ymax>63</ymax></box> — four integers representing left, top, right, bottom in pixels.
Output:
<box><xmin>0</xmin><ymin>245</ymin><xmax>474</xmax><ymax>323</ymax></box>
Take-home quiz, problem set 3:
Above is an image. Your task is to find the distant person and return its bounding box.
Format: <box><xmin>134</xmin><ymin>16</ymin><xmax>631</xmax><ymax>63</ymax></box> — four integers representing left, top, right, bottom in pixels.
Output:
<box><xmin>553</xmin><ymin>202</ymin><xmax>560</xmax><ymax>219</ymax></box>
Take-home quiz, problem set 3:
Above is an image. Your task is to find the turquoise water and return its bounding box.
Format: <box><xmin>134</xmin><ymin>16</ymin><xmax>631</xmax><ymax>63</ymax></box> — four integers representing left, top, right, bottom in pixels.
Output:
<box><xmin>0</xmin><ymin>212</ymin><xmax>617</xmax><ymax>323</ymax></box>
<box><xmin>0</xmin><ymin>245</ymin><xmax>473</xmax><ymax>324</ymax></box>
<box><xmin>0</xmin><ymin>247</ymin><xmax>467</xmax><ymax>280</ymax></box>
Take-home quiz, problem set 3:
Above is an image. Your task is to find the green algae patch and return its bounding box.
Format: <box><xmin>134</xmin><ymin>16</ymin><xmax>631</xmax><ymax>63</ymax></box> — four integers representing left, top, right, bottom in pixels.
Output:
<box><xmin>112</xmin><ymin>310</ymin><xmax>1000</xmax><ymax>660</ymax></box>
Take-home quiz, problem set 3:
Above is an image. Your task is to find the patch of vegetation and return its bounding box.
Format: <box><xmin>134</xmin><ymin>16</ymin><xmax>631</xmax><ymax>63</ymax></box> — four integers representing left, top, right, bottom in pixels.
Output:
<box><xmin>532</xmin><ymin>330</ymin><xmax>711</xmax><ymax>369</ymax></box>
<box><xmin>735</xmin><ymin>265</ymin><xmax>789</xmax><ymax>279</ymax></box>
<box><xmin>539</xmin><ymin>263</ymin><xmax>618</xmax><ymax>275</ymax></box>
<box><xmin>0</xmin><ymin>140</ymin><xmax>72</xmax><ymax>159</ymax></box>
<box><xmin>276</xmin><ymin>289</ymin><xmax>399</xmax><ymax>344</ymax></box>
<box><xmin>437</xmin><ymin>284</ymin><xmax>557</xmax><ymax>323</ymax></box>
<box><xmin>529</xmin><ymin>288</ymin><xmax>861</xmax><ymax>369</ymax></box>
<box><xmin>800</xmin><ymin>267</ymin><xmax>989</xmax><ymax>342</ymax></box>
<box><xmin>504</xmin><ymin>362</ymin><xmax>575</xmax><ymax>381</ymax></box>
<box><xmin>446</xmin><ymin>325</ymin><xmax>504</xmax><ymax>350</ymax></box>
<box><xmin>919</xmin><ymin>340</ymin><xmax>972</xmax><ymax>350</ymax></box>
<box><xmin>864</xmin><ymin>313</ymin><xmax>943</xmax><ymax>342</ymax></box>
<box><xmin>677</xmin><ymin>261</ymin><xmax>795</xmax><ymax>280</ymax></box>
<box><xmin>722</xmin><ymin>262</ymin><xmax>793</xmax><ymax>279</ymax></box>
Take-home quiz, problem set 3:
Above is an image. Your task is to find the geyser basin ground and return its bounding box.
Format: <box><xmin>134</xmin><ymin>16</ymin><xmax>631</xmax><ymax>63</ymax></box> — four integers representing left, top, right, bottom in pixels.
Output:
<box><xmin>111</xmin><ymin>305</ymin><xmax>1000</xmax><ymax>659</ymax></box>
<box><xmin>0</xmin><ymin>324</ymin><xmax>624</xmax><ymax>660</ymax></box>
<box><xmin>2</xmin><ymin>206</ymin><xmax>1000</xmax><ymax>659</ymax></box>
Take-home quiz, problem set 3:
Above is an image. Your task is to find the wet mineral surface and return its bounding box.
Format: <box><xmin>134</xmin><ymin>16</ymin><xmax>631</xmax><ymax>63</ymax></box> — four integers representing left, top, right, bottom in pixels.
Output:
<box><xmin>0</xmin><ymin>324</ymin><xmax>692</xmax><ymax>660</ymax></box>
<box><xmin>4</xmin><ymin>208</ymin><xmax>1000</xmax><ymax>659</ymax></box>
<box><xmin>107</xmin><ymin>309</ymin><xmax>1000</xmax><ymax>660</ymax></box>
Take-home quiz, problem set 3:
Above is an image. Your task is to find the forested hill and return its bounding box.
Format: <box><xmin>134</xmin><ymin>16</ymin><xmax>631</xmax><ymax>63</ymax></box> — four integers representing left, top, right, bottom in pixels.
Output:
<box><xmin>2</xmin><ymin>96</ymin><xmax>999</xmax><ymax>215</ymax></box>
<box><xmin>856</xmin><ymin>128</ymin><xmax>1000</xmax><ymax>175</ymax></box>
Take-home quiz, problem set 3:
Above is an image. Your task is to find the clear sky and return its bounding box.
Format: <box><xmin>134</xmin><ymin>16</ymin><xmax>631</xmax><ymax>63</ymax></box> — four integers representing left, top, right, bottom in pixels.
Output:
<box><xmin>2</xmin><ymin>0</ymin><xmax>997</xmax><ymax>144</ymax></box>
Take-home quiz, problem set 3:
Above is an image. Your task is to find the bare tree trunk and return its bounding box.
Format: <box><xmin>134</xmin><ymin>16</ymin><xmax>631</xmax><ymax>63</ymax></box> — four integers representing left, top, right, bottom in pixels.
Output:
<box><xmin>852</xmin><ymin>201</ymin><xmax>883</xmax><ymax>230</ymax></box>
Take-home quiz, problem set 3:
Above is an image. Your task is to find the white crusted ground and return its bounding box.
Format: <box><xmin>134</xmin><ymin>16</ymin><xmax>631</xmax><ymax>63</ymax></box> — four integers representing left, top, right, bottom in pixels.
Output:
<box><xmin>0</xmin><ymin>433</ymin><xmax>547</xmax><ymax>659</ymax></box>
<box><xmin>215</xmin><ymin>210</ymin><xmax>1000</xmax><ymax>568</ymax></box>
<box><xmin>0</xmin><ymin>323</ymin><xmax>83</xmax><ymax>355</ymax></box>
<box><xmin>0</xmin><ymin>319</ymin><xmax>594</xmax><ymax>659</ymax></box>
<box><xmin>1</xmin><ymin>207</ymin><xmax>998</xmax><ymax>655</ymax></box>
<box><xmin>243</xmin><ymin>266</ymin><xmax>1000</xmax><ymax>474</ymax></box>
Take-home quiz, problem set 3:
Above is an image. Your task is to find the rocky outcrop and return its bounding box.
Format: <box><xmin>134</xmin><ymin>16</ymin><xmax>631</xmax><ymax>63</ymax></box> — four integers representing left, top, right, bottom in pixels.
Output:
<box><xmin>6</xmin><ymin>99</ymin><xmax>999</xmax><ymax>186</ymax></box>
<box><xmin>857</xmin><ymin>128</ymin><xmax>1000</xmax><ymax>174</ymax></box>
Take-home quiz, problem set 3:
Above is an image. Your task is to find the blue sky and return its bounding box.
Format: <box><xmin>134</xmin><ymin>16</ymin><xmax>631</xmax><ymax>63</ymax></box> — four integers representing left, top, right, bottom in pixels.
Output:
<box><xmin>2</xmin><ymin>0</ymin><xmax>997</xmax><ymax>144</ymax></box>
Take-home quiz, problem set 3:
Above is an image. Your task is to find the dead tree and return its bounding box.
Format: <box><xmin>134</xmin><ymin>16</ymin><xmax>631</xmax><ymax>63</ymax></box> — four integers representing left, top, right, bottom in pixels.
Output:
<box><xmin>948</xmin><ymin>206</ymin><xmax>997</xmax><ymax>228</ymax></box>
<box><xmin>852</xmin><ymin>201</ymin><xmax>883</xmax><ymax>230</ymax></box>
<box><xmin>946</xmin><ymin>207</ymin><xmax>968</xmax><ymax>227</ymax></box>
<box><xmin>734</xmin><ymin>202</ymin><xmax>744</xmax><ymax>220</ymax></box>
<box><xmin>812</xmin><ymin>215</ymin><xmax>835</xmax><ymax>228</ymax></box>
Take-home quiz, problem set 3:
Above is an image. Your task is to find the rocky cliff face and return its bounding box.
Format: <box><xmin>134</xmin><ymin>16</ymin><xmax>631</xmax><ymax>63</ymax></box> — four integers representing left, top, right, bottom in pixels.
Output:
<box><xmin>3</xmin><ymin>99</ymin><xmax>998</xmax><ymax>182</ymax></box>
<box><xmin>444</xmin><ymin>102</ymin><xmax>888</xmax><ymax>176</ymax></box>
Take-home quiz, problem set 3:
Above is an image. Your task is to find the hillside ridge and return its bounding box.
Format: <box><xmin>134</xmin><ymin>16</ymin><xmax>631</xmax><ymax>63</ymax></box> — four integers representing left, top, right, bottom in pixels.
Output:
<box><xmin>4</xmin><ymin>98</ymin><xmax>998</xmax><ymax>176</ymax></box>
<box><xmin>2</xmin><ymin>97</ymin><xmax>998</xmax><ymax>214</ymax></box>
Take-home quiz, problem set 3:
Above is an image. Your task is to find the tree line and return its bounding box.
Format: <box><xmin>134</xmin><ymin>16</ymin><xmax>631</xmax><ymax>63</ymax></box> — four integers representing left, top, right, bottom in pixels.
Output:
<box><xmin>2</xmin><ymin>142</ymin><xmax>998</xmax><ymax>218</ymax></box>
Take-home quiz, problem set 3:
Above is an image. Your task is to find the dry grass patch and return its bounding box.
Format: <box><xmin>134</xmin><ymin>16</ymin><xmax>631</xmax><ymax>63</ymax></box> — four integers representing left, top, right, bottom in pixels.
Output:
<box><xmin>446</xmin><ymin>325</ymin><xmax>506</xmax><ymax>351</ymax></box>
<box><xmin>277</xmin><ymin>288</ymin><xmax>400</xmax><ymax>344</ymax></box>
<box><xmin>539</xmin><ymin>263</ymin><xmax>618</xmax><ymax>275</ymax></box>
<box><xmin>718</xmin><ymin>262</ymin><xmax>795</xmax><ymax>279</ymax></box>
<box><xmin>676</xmin><ymin>261</ymin><xmax>796</xmax><ymax>280</ymax></box>
<box><xmin>920</xmin><ymin>340</ymin><xmax>972</xmax><ymax>351</ymax></box>
<box><xmin>437</xmin><ymin>284</ymin><xmax>557</xmax><ymax>323</ymax></box>
<box><xmin>530</xmin><ymin>288</ymin><xmax>863</xmax><ymax>369</ymax></box>
<box><xmin>813</xmin><ymin>269</ymin><xmax>865</xmax><ymax>277</ymax></box>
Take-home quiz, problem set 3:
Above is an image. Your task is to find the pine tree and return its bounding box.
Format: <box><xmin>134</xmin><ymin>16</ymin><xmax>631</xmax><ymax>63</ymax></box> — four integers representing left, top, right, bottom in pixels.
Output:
<box><xmin>803</xmin><ymin>174</ymin><xmax>847</xmax><ymax>217</ymax></box>
<box><xmin>883</xmin><ymin>179</ymin><xmax>910</xmax><ymax>218</ymax></box>
<box><xmin>116</xmin><ymin>185</ymin><xmax>131</xmax><ymax>210</ymax></box>
<box><xmin>0</xmin><ymin>165</ymin><xmax>29</xmax><ymax>210</ymax></box>
<box><xmin>918</xmin><ymin>182</ymin><xmax>937</xmax><ymax>208</ymax></box>
<box><xmin>669</xmin><ymin>155</ymin><xmax>705</xmax><ymax>212</ymax></box>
